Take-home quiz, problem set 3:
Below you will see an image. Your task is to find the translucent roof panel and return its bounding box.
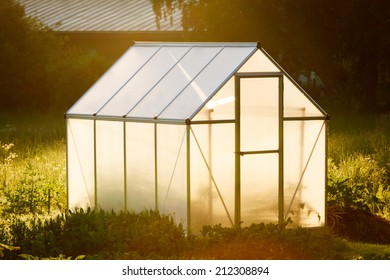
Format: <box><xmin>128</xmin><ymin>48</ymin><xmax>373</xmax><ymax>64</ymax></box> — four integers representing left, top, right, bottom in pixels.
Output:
<box><xmin>127</xmin><ymin>46</ymin><xmax>223</xmax><ymax>118</ymax></box>
<box><xmin>97</xmin><ymin>46</ymin><xmax>190</xmax><ymax>117</ymax></box>
<box><xmin>159</xmin><ymin>45</ymin><xmax>257</xmax><ymax>120</ymax></box>
<box><xmin>67</xmin><ymin>45</ymin><xmax>160</xmax><ymax>116</ymax></box>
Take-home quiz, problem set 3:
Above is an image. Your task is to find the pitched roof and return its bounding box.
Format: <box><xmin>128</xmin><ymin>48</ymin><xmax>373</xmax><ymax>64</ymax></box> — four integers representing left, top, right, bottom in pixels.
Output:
<box><xmin>17</xmin><ymin>0</ymin><xmax>182</xmax><ymax>32</ymax></box>
<box><xmin>67</xmin><ymin>42</ymin><xmax>259</xmax><ymax>121</ymax></box>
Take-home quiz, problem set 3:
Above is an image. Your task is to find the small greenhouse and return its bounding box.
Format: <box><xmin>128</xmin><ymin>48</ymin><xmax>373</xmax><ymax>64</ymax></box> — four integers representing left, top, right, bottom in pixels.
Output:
<box><xmin>65</xmin><ymin>42</ymin><xmax>329</xmax><ymax>231</ymax></box>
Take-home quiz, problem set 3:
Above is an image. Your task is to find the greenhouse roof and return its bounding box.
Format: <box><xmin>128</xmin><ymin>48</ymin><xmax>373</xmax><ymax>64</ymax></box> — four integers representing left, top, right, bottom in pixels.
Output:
<box><xmin>67</xmin><ymin>42</ymin><xmax>260</xmax><ymax>121</ymax></box>
<box><xmin>67</xmin><ymin>42</ymin><xmax>327</xmax><ymax>122</ymax></box>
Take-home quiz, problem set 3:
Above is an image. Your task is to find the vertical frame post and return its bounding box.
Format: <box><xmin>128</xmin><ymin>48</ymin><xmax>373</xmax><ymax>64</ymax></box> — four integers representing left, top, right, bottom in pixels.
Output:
<box><xmin>65</xmin><ymin>118</ymin><xmax>69</xmax><ymax>211</ymax></box>
<box><xmin>234</xmin><ymin>76</ymin><xmax>241</xmax><ymax>227</ymax></box>
<box><xmin>154</xmin><ymin>123</ymin><xmax>159</xmax><ymax>212</ymax></box>
<box><xmin>278</xmin><ymin>76</ymin><xmax>284</xmax><ymax>226</ymax></box>
<box><xmin>123</xmin><ymin>120</ymin><xmax>127</xmax><ymax>211</ymax></box>
<box><xmin>324</xmin><ymin>118</ymin><xmax>329</xmax><ymax>227</ymax></box>
<box><xmin>93</xmin><ymin>119</ymin><xmax>98</xmax><ymax>209</ymax></box>
<box><xmin>186</xmin><ymin>121</ymin><xmax>191</xmax><ymax>232</ymax></box>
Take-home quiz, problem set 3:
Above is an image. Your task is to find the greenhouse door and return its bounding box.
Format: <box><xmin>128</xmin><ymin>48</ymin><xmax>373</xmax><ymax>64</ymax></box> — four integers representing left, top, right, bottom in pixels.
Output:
<box><xmin>234</xmin><ymin>73</ymin><xmax>284</xmax><ymax>226</ymax></box>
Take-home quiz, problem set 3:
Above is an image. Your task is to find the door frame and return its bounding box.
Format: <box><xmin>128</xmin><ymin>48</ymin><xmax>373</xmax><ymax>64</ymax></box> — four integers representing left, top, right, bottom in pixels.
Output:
<box><xmin>234</xmin><ymin>72</ymin><xmax>284</xmax><ymax>227</ymax></box>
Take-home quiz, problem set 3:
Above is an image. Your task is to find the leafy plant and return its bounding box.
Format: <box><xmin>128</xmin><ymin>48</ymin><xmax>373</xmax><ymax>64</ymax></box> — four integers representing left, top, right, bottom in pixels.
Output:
<box><xmin>0</xmin><ymin>209</ymin><xmax>186</xmax><ymax>259</ymax></box>
<box><xmin>327</xmin><ymin>155</ymin><xmax>389</xmax><ymax>215</ymax></box>
<box><xmin>0</xmin><ymin>242</ymin><xmax>20</xmax><ymax>258</ymax></box>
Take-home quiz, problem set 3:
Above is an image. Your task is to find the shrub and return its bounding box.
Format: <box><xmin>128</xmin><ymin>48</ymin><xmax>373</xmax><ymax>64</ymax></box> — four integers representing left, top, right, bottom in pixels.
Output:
<box><xmin>0</xmin><ymin>209</ymin><xmax>186</xmax><ymax>259</ymax></box>
<box><xmin>328</xmin><ymin>154</ymin><xmax>389</xmax><ymax>215</ymax></box>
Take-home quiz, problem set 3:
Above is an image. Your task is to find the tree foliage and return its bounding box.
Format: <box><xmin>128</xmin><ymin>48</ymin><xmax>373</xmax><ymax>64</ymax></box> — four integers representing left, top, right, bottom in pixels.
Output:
<box><xmin>151</xmin><ymin>0</ymin><xmax>390</xmax><ymax>111</ymax></box>
<box><xmin>0</xmin><ymin>0</ymin><xmax>109</xmax><ymax>111</ymax></box>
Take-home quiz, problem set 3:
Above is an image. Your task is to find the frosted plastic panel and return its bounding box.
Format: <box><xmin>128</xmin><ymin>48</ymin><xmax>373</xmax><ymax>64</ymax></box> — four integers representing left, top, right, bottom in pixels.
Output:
<box><xmin>194</xmin><ymin>77</ymin><xmax>235</xmax><ymax>121</ymax></box>
<box><xmin>241</xmin><ymin>78</ymin><xmax>279</xmax><ymax>151</ymax></box>
<box><xmin>190</xmin><ymin>124</ymin><xmax>235</xmax><ymax>230</ymax></box>
<box><xmin>284</xmin><ymin>121</ymin><xmax>326</xmax><ymax>227</ymax></box>
<box><xmin>189</xmin><ymin>125</ymin><xmax>212</xmax><ymax>230</ymax></box>
<box><xmin>126</xmin><ymin>122</ymin><xmax>155</xmax><ymax>212</ymax></box>
<box><xmin>67</xmin><ymin>45</ymin><xmax>159</xmax><ymax>115</ymax></box>
<box><xmin>157</xmin><ymin>125</ymin><xmax>187</xmax><ymax>226</ymax></box>
<box><xmin>67</xmin><ymin>119</ymin><xmax>94</xmax><ymax>209</ymax></box>
<box><xmin>238</xmin><ymin>49</ymin><xmax>279</xmax><ymax>72</ymax></box>
<box><xmin>128</xmin><ymin>47</ymin><xmax>223</xmax><ymax>118</ymax></box>
<box><xmin>284</xmin><ymin>76</ymin><xmax>325</xmax><ymax>117</ymax></box>
<box><xmin>98</xmin><ymin>46</ymin><xmax>190</xmax><ymax>117</ymax></box>
<box><xmin>159</xmin><ymin>46</ymin><xmax>256</xmax><ymax>120</ymax></box>
<box><xmin>241</xmin><ymin>154</ymin><xmax>279</xmax><ymax>225</ymax></box>
<box><xmin>96</xmin><ymin>121</ymin><xmax>124</xmax><ymax>211</ymax></box>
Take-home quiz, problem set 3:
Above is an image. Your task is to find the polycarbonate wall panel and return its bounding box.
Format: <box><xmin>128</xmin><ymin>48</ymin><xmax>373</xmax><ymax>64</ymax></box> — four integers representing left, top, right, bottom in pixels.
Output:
<box><xmin>284</xmin><ymin>76</ymin><xmax>325</xmax><ymax>117</ymax></box>
<box><xmin>159</xmin><ymin>46</ymin><xmax>256</xmax><ymax>120</ymax></box>
<box><xmin>208</xmin><ymin>124</ymin><xmax>235</xmax><ymax>226</ymax></box>
<box><xmin>126</xmin><ymin>122</ymin><xmax>155</xmax><ymax>212</ymax></box>
<box><xmin>189</xmin><ymin>125</ymin><xmax>212</xmax><ymax>230</ymax></box>
<box><xmin>98</xmin><ymin>46</ymin><xmax>190</xmax><ymax>117</ymax></box>
<box><xmin>157</xmin><ymin>125</ymin><xmax>187</xmax><ymax>226</ymax></box>
<box><xmin>128</xmin><ymin>47</ymin><xmax>223</xmax><ymax>118</ymax></box>
<box><xmin>67</xmin><ymin>45</ymin><xmax>159</xmax><ymax>116</ymax></box>
<box><xmin>190</xmin><ymin>124</ymin><xmax>235</xmax><ymax>230</ymax></box>
<box><xmin>284</xmin><ymin>120</ymin><xmax>326</xmax><ymax>227</ymax></box>
<box><xmin>67</xmin><ymin>119</ymin><xmax>94</xmax><ymax>209</ymax></box>
<box><xmin>237</xmin><ymin>49</ymin><xmax>279</xmax><ymax>73</ymax></box>
<box><xmin>241</xmin><ymin>154</ymin><xmax>279</xmax><ymax>225</ymax></box>
<box><xmin>96</xmin><ymin>121</ymin><xmax>124</xmax><ymax>211</ymax></box>
<box><xmin>240</xmin><ymin>78</ymin><xmax>279</xmax><ymax>151</ymax></box>
<box><xmin>194</xmin><ymin>77</ymin><xmax>235</xmax><ymax>121</ymax></box>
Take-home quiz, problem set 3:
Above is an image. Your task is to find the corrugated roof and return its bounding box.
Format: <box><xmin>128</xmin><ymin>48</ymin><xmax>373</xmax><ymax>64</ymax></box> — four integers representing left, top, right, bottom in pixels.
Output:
<box><xmin>17</xmin><ymin>0</ymin><xmax>182</xmax><ymax>32</ymax></box>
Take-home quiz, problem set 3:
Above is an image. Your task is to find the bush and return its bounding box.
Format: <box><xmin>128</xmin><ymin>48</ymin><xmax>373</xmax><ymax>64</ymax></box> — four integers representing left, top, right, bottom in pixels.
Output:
<box><xmin>0</xmin><ymin>0</ymin><xmax>109</xmax><ymax>111</ymax></box>
<box><xmin>0</xmin><ymin>142</ymin><xmax>66</xmax><ymax>217</ymax></box>
<box><xmin>328</xmin><ymin>154</ymin><xmax>389</xmax><ymax>216</ymax></box>
<box><xmin>0</xmin><ymin>209</ymin><xmax>186</xmax><ymax>259</ymax></box>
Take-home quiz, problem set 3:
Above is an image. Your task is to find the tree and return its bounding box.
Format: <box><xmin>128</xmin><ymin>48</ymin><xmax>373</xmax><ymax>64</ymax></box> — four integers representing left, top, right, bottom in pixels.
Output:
<box><xmin>0</xmin><ymin>0</ymin><xmax>109</xmax><ymax>110</ymax></box>
<box><xmin>151</xmin><ymin>0</ymin><xmax>390</xmax><ymax>111</ymax></box>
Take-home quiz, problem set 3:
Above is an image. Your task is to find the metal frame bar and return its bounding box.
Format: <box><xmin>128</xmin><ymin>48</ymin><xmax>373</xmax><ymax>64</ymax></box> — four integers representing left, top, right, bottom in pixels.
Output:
<box><xmin>65</xmin><ymin>114</ymin><xmax>239</xmax><ymax>126</ymax></box>
<box><xmin>284</xmin><ymin>116</ymin><xmax>329</xmax><ymax>121</ymax></box>
<box><xmin>189</xmin><ymin>119</ymin><xmax>235</xmax><ymax>125</ymax></box>
<box><xmin>239</xmin><ymin>150</ymin><xmax>279</xmax><ymax>156</ymax></box>
<box><xmin>278</xmin><ymin>75</ymin><xmax>284</xmax><ymax>226</ymax></box>
<box><xmin>93</xmin><ymin>119</ymin><xmax>98</xmax><ymax>208</ymax></box>
<box><xmin>234</xmin><ymin>75</ymin><xmax>241</xmax><ymax>227</ymax></box>
<box><xmin>325</xmin><ymin>119</ymin><xmax>329</xmax><ymax>227</ymax></box>
<box><xmin>123</xmin><ymin>121</ymin><xmax>127</xmax><ymax>211</ymax></box>
<box><xmin>154</xmin><ymin>123</ymin><xmax>159</xmax><ymax>212</ymax></box>
<box><xmin>186</xmin><ymin>124</ymin><xmax>191</xmax><ymax>232</ymax></box>
<box><xmin>66</xmin><ymin>119</ymin><xmax>69</xmax><ymax>211</ymax></box>
<box><xmin>235</xmin><ymin>72</ymin><xmax>283</xmax><ymax>78</ymax></box>
<box><xmin>66</xmin><ymin>114</ymin><xmax>187</xmax><ymax>125</ymax></box>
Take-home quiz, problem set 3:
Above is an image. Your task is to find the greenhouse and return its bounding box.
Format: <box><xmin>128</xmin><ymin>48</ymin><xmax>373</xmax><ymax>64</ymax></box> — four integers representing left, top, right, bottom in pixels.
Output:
<box><xmin>65</xmin><ymin>42</ymin><xmax>329</xmax><ymax>231</ymax></box>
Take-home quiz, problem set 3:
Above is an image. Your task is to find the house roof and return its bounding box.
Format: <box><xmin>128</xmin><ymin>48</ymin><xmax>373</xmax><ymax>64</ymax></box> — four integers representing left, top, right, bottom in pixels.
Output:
<box><xmin>67</xmin><ymin>42</ymin><xmax>259</xmax><ymax>121</ymax></box>
<box><xmin>17</xmin><ymin>0</ymin><xmax>182</xmax><ymax>32</ymax></box>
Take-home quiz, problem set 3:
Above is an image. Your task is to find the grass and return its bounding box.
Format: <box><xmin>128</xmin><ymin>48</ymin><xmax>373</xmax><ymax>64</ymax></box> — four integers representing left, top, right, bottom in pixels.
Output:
<box><xmin>328</xmin><ymin>111</ymin><xmax>390</xmax><ymax>166</ymax></box>
<box><xmin>0</xmin><ymin>108</ymin><xmax>389</xmax><ymax>259</ymax></box>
